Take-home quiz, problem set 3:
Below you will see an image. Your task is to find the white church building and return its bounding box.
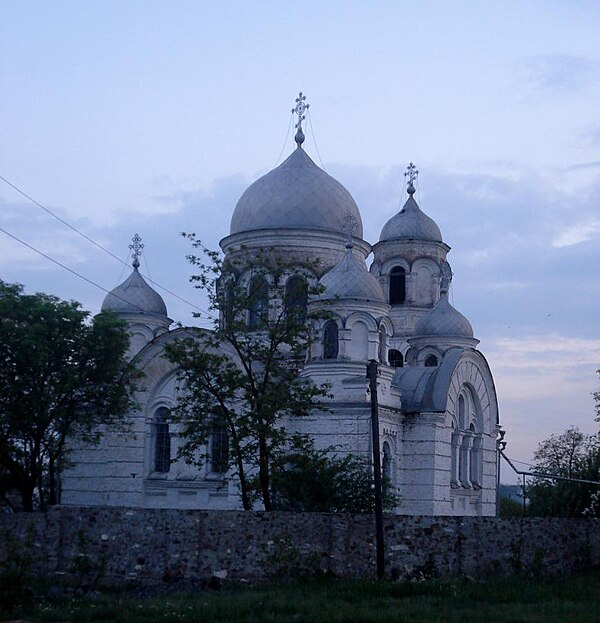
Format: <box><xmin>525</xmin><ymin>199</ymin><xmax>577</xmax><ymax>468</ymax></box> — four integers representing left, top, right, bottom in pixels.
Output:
<box><xmin>62</xmin><ymin>96</ymin><xmax>500</xmax><ymax>516</ymax></box>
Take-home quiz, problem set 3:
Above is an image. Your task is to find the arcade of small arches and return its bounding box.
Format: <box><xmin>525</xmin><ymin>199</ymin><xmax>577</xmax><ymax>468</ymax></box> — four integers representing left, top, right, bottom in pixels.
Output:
<box><xmin>450</xmin><ymin>386</ymin><xmax>484</xmax><ymax>490</ymax></box>
<box><xmin>243</xmin><ymin>272</ymin><xmax>417</xmax><ymax>369</ymax></box>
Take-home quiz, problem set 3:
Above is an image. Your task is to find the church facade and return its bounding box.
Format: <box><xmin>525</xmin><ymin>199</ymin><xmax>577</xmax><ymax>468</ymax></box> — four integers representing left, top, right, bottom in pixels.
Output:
<box><xmin>62</xmin><ymin>100</ymin><xmax>500</xmax><ymax>516</ymax></box>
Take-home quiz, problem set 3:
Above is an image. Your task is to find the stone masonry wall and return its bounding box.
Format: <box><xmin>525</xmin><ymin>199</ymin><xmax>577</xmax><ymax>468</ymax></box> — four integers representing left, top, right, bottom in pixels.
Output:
<box><xmin>1</xmin><ymin>507</ymin><xmax>599</xmax><ymax>585</ymax></box>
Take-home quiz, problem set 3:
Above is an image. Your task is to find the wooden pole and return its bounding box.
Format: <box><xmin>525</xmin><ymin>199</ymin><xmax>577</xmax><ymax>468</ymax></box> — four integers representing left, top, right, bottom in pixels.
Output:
<box><xmin>367</xmin><ymin>359</ymin><xmax>384</xmax><ymax>580</ymax></box>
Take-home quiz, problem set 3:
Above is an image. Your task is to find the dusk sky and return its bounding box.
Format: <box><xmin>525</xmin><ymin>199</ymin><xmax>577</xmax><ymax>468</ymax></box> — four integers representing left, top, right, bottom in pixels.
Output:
<box><xmin>1</xmin><ymin>1</ymin><xmax>599</xmax><ymax>479</ymax></box>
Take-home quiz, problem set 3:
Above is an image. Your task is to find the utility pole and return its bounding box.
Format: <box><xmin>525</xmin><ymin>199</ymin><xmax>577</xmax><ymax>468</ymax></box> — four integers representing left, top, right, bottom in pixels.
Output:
<box><xmin>367</xmin><ymin>359</ymin><xmax>384</xmax><ymax>580</ymax></box>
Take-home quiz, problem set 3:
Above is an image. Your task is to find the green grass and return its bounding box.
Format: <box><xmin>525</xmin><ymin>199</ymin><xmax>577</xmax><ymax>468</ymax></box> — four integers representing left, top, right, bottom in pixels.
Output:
<box><xmin>5</xmin><ymin>571</ymin><xmax>600</xmax><ymax>623</ymax></box>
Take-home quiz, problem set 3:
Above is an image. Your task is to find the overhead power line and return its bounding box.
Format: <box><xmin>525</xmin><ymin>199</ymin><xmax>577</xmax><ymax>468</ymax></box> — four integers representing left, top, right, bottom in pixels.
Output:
<box><xmin>0</xmin><ymin>225</ymin><xmax>216</xmax><ymax>327</ymax></box>
<box><xmin>0</xmin><ymin>174</ymin><xmax>206</xmax><ymax>314</ymax></box>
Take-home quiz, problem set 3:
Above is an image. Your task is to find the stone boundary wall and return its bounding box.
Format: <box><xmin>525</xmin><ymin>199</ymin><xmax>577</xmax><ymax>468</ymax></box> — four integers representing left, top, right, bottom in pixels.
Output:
<box><xmin>1</xmin><ymin>507</ymin><xmax>599</xmax><ymax>584</ymax></box>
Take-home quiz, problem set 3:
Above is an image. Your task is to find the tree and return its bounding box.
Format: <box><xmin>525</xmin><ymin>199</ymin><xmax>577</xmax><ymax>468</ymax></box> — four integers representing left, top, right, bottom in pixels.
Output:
<box><xmin>270</xmin><ymin>436</ymin><xmax>400</xmax><ymax>513</ymax></box>
<box><xmin>0</xmin><ymin>281</ymin><xmax>137</xmax><ymax>511</ymax></box>
<box><xmin>164</xmin><ymin>237</ymin><xmax>330</xmax><ymax>511</ymax></box>
<box><xmin>527</xmin><ymin>426</ymin><xmax>600</xmax><ymax>517</ymax></box>
<box><xmin>594</xmin><ymin>369</ymin><xmax>600</xmax><ymax>423</ymax></box>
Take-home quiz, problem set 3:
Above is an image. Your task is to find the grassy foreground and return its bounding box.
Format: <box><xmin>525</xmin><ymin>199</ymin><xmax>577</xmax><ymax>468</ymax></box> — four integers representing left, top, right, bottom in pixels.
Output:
<box><xmin>5</xmin><ymin>571</ymin><xmax>600</xmax><ymax>623</ymax></box>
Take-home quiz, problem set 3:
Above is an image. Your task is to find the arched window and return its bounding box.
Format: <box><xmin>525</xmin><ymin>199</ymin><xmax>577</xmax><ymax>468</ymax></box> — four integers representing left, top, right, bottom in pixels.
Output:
<box><xmin>382</xmin><ymin>441</ymin><xmax>392</xmax><ymax>495</ymax></box>
<box><xmin>378</xmin><ymin>325</ymin><xmax>387</xmax><ymax>363</ymax></box>
<box><xmin>153</xmin><ymin>407</ymin><xmax>171</xmax><ymax>474</ymax></box>
<box><xmin>285</xmin><ymin>276</ymin><xmax>308</xmax><ymax>319</ymax></box>
<box><xmin>350</xmin><ymin>320</ymin><xmax>369</xmax><ymax>360</ymax></box>
<box><xmin>470</xmin><ymin>432</ymin><xmax>482</xmax><ymax>489</ymax></box>
<box><xmin>452</xmin><ymin>389</ymin><xmax>483</xmax><ymax>491</ymax></box>
<box><xmin>323</xmin><ymin>321</ymin><xmax>339</xmax><ymax>359</ymax></box>
<box><xmin>248</xmin><ymin>276</ymin><xmax>268</xmax><ymax>328</ymax></box>
<box><xmin>219</xmin><ymin>278</ymin><xmax>235</xmax><ymax>329</ymax></box>
<box><xmin>425</xmin><ymin>354</ymin><xmax>438</xmax><ymax>367</ymax></box>
<box><xmin>459</xmin><ymin>434</ymin><xmax>472</xmax><ymax>487</ymax></box>
<box><xmin>210</xmin><ymin>422</ymin><xmax>229</xmax><ymax>474</ymax></box>
<box><xmin>388</xmin><ymin>349</ymin><xmax>403</xmax><ymax>368</ymax></box>
<box><xmin>389</xmin><ymin>266</ymin><xmax>406</xmax><ymax>304</ymax></box>
<box><xmin>450</xmin><ymin>423</ymin><xmax>460</xmax><ymax>488</ymax></box>
<box><xmin>458</xmin><ymin>395</ymin><xmax>467</xmax><ymax>429</ymax></box>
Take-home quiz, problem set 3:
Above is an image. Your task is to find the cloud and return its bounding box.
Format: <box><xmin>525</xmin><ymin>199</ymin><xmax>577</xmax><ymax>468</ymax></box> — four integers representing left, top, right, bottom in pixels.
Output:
<box><xmin>552</xmin><ymin>219</ymin><xmax>600</xmax><ymax>247</ymax></box>
<box><xmin>523</xmin><ymin>54</ymin><xmax>600</xmax><ymax>93</ymax></box>
<box><xmin>484</xmin><ymin>334</ymin><xmax>600</xmax><ymax>463</ymax></box>
<box><xmin>484</xmin><ymin>281</ymin><xmax>528</xmax><ymax>292</ymax></box>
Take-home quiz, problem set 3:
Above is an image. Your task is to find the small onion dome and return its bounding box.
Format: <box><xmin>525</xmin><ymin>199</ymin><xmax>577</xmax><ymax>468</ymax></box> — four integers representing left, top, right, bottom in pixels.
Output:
<box><xmin>101</xmin><ymin>268</ymin><xmax>168</xmax><ymax>316</ymax></box>
<box><xmin>414</xmin><ymin>296</ymin><xmax>473</xmax><ymax>338</ymax></box>
<box><xmin>317</xmin><ymin>248</ymin><xmax>385</xmax><ymax>302</ymax></box>
<box><xmin>379</xmin><ymin>193</ymin><xmax>442</xmax><ymax>242</ymax></box>
<box><xmin>230</xmin><ymin>147</ymin><xmax>363</xmax><ymax>237</ymax></box>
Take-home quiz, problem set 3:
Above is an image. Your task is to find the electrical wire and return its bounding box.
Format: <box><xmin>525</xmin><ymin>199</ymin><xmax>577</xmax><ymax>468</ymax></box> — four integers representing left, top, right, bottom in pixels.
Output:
<box><xmin>0</xmin><ymin>226</ymin><xmax>216</xmax><ymax>326</ymax></box>
<box><xmin>272</xmin><ymin>113</ymin><xmax>294</xmax><ymax>168</ymax></box>
<box><xmin>306</xmin><ymin>109</ymin><xmax>326</xmax><ymax>171</ymax></box>
<box><xmin>1</xmin><ymin>226</ymin><xmax>147</xmax><ymax>314</ymax></box>
<box><xmin>0</xmin><ymin>174</ymin><xmax>206</xmax><ymax>313</ymax></box>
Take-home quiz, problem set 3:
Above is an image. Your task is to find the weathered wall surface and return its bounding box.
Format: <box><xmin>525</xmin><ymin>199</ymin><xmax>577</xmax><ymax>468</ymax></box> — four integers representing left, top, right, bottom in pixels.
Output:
<box><xmin>2</xmin><ymin>507</ymin><xmax>599</xmax><ymax>585</ymax></box>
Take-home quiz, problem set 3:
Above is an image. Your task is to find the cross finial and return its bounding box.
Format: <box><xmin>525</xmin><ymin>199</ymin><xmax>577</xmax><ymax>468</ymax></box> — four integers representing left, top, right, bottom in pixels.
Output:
<box><xmin>129</xmin><ymin>233</ymin><xmax>144</xmax><ymax>269</ymax></box>
<box><xmin>341</xmin><ymin>212</ymin><xmax>358</xmax><ymax>249</ymax></box>
<box><xmin>404</xmin><ymin>162</ymin><xmax>418</xmax><ymax>195</ymax></box>
<box><xmin>292</xmin><ymin>91</ymin><xmax>309</xmax><ymax>148</ymax></box>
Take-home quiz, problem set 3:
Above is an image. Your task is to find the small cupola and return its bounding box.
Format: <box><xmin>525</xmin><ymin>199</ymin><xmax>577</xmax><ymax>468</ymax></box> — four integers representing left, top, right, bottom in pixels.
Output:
<box><xmin>101</xmin><ymin>234</ymin><xmax>169</xmax><ymax>318</ymax></box>
<box><xmin>408</xmin><ymin>273</ymin><xmax>479</xmax><ymax>362</ymax></box>
<box><xmin>317</xmin><ymin>243</ymin><xmax>385</xmax><ymax>304</ymax></box>
<box><xmin>101</xmin><ymin>234</ymin><xmax>172</xmax><ymax>356</ymax></box>
<box><xmin>379</xmin><ymin>163</ymin><xmax>442</xmax><ymax>243</ymax></box>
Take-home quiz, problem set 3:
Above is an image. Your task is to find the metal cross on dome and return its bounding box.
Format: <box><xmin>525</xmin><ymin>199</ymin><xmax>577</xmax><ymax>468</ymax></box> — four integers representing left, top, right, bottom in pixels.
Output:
<box><xmin>129</xmin><ymin>233</ymin><xmax>144</xmax><ymax>269</ymax></box>
<box><xmin>404</xmin><ymin>162</ymin><xmax>418</xmax><ymax>194</ymax></box>
<box><xmin>292</xmin><ymin>91</ymin><xmax>309</xmax><ymax>146</ymax></box>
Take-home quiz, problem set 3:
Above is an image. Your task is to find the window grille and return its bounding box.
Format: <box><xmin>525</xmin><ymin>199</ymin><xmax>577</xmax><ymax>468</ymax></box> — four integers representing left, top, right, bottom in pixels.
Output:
<box><xmin>388</xmin><ymin>349</ymin><xmax>403</xmax><ymax>368</ymax></box>
<box><xmin>389</xmin><ymin>266</ymin><xmax>406</xmax><ymax>304</ymax></box>
<box><xmin>154</xmin><ymin>408</ymin><xmax>171</xmax><ymax>473</ymax></box>
<box><xmin>285</xmin><ymin>276</ymin><xmax>308</xmax><ymax>319</ymax></box>
<box><xmin>211</xmin><ymin>425</ymin><xmax>229</xmax><ymax>474</ymax></box>
<box><xmin>323</xmin><ymin>321</ymin><xmax>339</xmax><ymax>359</ymax></box>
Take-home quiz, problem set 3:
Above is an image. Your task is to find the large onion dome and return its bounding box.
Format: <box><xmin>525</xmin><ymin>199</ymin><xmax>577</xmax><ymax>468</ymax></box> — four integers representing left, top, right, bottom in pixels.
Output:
<box><xmin>379</xmin><ymin>185</ymin><xmax>442</xmax><ymax>242</ymax></box>
<box><xmin>414</xmin><ymin>296</ymin><xmax>473</xmax><ymax>338</ymax></box>
<box><xmin>230</xmin><ymin>147</ymin><xmax>363</xmax><ymax>237</ymax></box>
<box><xmin>317</xmin><ymin>245</ymin><xmax>385</xmax><ymax>302</ymax></box>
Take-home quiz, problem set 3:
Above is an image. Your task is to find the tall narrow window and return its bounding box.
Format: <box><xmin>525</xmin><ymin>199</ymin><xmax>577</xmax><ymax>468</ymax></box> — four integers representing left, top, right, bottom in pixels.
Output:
<box><xmin>470</xmin><ymin>424</ymin><xmax>482</xmax><ymax>488</ymax></box>
<box><xmin>382</xmin><ymin>441</ymin><xmax>392</xmax><ymax>495</ymax></box>
<box><xmin>285</xmin><ymin>276</ymin><xmax>308</xmax><ymax>319</ymax></box>
<box><xmin>248</xmin><ymin>276</ymin><xmax>268</xmax><ymax>328</ymax></box>
<box><xmin>378</xmin><ymin>325</ymin><xmax>387</xmax><ymax>363</ymax></box>
<box><xmin>450</xmin><ymin>424</ymin><xmax>460</xmax><ymax>488</ymax></box>
<box><xmin>388</xmin><ymin>349</ymin><xmax>403</xmax><ymax>368</ymax></box>
<box><xmin>210</xmin><ymin>423</ymin><xmax>229</xmax><ymax>474</ymax></box>
<box><xmin>350</xmin><ymin>321</ymin><xmax>369</xmax><ymax>360</ymax></box>
<box><xmin>323</xmin><ymin>321</ymin><xmax>339</xmax><ymax>359</ymax></box>
<box><xmin>389</xmin><ymin>266</ymin><xmax>406</xmax><ymax>304</ymax></box>
<box><xmin>153</xmin><ymin>407</ymin><xmax>171</xmax><ymax>474</ymax></box>
<box><xmin>218</xmin><ymin>278</ymin><xmax>235</xmax><ymax>329</ymax></box>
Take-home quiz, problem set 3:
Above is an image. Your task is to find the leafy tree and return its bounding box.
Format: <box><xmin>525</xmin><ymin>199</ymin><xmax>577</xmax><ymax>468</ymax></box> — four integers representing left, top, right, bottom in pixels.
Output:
<box><xmin>164</xmin><ymin>237</ymin><xmax>330</xmax><ymax>511</ymax></box>
<box><xmin>498</xmin><ymin>495</ymin><xmax>523</xmax><ymax>518</ymax></box>
<box><xmin>594</xmin><ymin>369</ymin><xmax>600</xmax><ymax>423</ymax></box>
<box><xmin>270</xmin><ymin>436</ymin><xmax>400</xmax><ymax>513</ymax></box>
<box><xmin>0</xmin><ymin>281</ymin><xmax>137</xmax><ymax>511</ymax></box>
<box><xmin>527</xmin><ymin>426</ymin><xmax>600</xmax><ymax>517</ymax></box>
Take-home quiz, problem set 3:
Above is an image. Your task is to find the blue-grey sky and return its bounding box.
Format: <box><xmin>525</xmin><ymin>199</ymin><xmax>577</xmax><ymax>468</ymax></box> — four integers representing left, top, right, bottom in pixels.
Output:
<box><xmin>1</xmin><ymin>1</ymin><xmax>599</xmax><ymax>477</ymax></box>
